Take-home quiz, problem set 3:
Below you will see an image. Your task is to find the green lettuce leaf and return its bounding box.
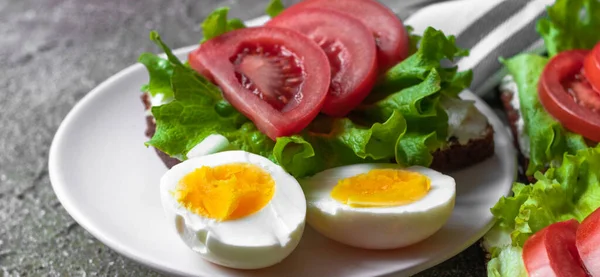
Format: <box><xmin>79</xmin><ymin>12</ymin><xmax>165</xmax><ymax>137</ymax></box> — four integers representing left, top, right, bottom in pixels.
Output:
<box><xmin>537</xmin><ymin>0</ymin><xmax>600</xmax><ymax>57</ymax></box>
<box><xmin>138</xmin><ymin>31</ymin><xmax>184</xmax><ymax>101</ymax></box>
<box><xmin>395</xmin><ymin>132</ymin><xmax>441</xmax><ymax>168</ymax></box>
<box><xmin>503</xmin><ymin>54</ymin><xmax>587</xmax><ymax>175</ymax></box>
<box><xmin>405</xmin><ymin>25</ymin><xmax>422</xmax><ymax>57</ymax></box>
<box><xmin>265</xmin><ymin>0</ymin><xmax>285</xmax><ymax>17</ymax></box>
<box><xmin>201</xmin><ymin>7</ymin><xmax>246</xmax><ymax>42</ymax></box>
<box><xmin>146</xmin><ymin>64</ymin><xmax>275</xmax><ymax>160</ymax></box>
<box><xmin>138</xmin><ymin>53</ymin><xmax>174</xmax><ymax>99</ymax></box>
<box><xmin>363</xmin><ymin>27</ymin><xmax>471</xmax><ymax>166</ymax></box>
<box><xmin>485</xmin><ymin>146</ymin><xmax>600</xmax><ymax>276</ymax></box>
<box><xmin>487</xmin><ymin>246</ymin><xmax>527</xmax><ymax>277</ymax></box>
<box><xmin>377</xmin><ymin>27</ymin><xmax>470</xmax><ymax>96</ymax></box>
<box><xmin>367</xmin><ymin>70</ymin><xmax>448</xmax><ymax>165</ymax></box>
<box><xmin>274</xmin><ymin>112</ymin><xmax>406</xmax><ymax>177</ymax></box>
<box><xmin>226</xmin><ymin>18</ymin><xmax>246</xmax><ymax>31</ymax></box>
<box><xmin>149</xmin><ymin>31</ymin><xmax>183</xmax><ymax>66</ymax></box>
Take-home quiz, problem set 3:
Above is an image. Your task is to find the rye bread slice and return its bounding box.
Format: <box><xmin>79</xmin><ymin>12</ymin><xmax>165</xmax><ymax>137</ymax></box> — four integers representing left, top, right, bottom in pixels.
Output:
<box><xmin>499</xmin><ymin>88</ymin><xmax>535</xmax><ymax>183</ymax></box>
<box><xmin>142</xmin><ymin>94</ymin><xmax>495</xmax><ymax>171</ymax></box>
<box><xmin>430</xmin><ymin>125</ymin><xmax>495</xmax><ymax>172</ymax></box>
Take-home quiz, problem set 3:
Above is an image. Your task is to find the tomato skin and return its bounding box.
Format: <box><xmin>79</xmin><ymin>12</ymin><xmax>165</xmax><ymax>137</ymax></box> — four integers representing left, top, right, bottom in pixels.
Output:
<box><xmin>583</xmin><ymin>42</ymin><xmax>600</xmax><ymax>94</ymax></box>
<box><xmin>267</xmin><ymin>8</ymin><xmax>378</xmax><ymax>117</ymax></box>
<box><xmin>539</xmin><ymin>50</ymin><xmax>600</xmax><ymax>142</ymax></box>
<box><xmin>188</xmin><ymin>45</ymin><xmax>212</xmax><ymax>82</ymax></box>
<box><xmin>523</xmin><ymin>219</ymin><xmax>588</xmax><ymax>277</ymax></box>
<box><xmin>576</xmin><ymin>208</ymin><xmax>600</xmax><ymax>276</ymax></box>
<box><xmin>188</xmin><ymin>27</ymin><xmax>331</xmax><ymax>140</ymax></box>
<box><xmin>282</xmin><ymin>0</ymin><xmax>409</xmax><ymax>71</ymax></box>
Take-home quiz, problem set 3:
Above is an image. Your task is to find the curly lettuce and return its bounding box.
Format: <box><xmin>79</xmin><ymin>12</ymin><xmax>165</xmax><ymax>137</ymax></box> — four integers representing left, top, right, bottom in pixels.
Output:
<box><xmin>363</xmin><ymin>27</ymin><xmax>472</xmax><ymax>166</ymax></box>
<box><xmin>139</xmin><ymin>22</ymin><xmax>472</xmax><ymax>178</ymax></box>
<box><xmin>537</xmin><ymin>0</ymin><xmax>600</xmax><ymax>57</ymax></box>
<box><xmin>487</xmin><ymin>246</ymin><xmax>527</xmax><ymax>277</ymax></box>
<box><xmin>485</xmin><ymin>146</ymin><xmax>600</xmax><ymax>276</ymax></box>
<box><xmin>273</xmin><ymin>112</ymin><xmax>406</xmax><ymax>178</ymax></box>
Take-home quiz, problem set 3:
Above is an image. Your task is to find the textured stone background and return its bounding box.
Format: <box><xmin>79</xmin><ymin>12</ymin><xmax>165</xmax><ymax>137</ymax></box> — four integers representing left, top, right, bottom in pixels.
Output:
<box><xmin>0</xmin><ymin>0</ymin><xmax>488</xmax><ymax>276</ymax></box>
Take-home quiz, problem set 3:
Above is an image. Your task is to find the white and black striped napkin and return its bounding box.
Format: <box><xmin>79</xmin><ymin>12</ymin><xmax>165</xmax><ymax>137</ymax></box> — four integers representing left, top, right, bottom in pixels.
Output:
<box><xmin>405</xmin><ymin>0</ymin><xmax>553</xmax><ymax>96</ymax></box>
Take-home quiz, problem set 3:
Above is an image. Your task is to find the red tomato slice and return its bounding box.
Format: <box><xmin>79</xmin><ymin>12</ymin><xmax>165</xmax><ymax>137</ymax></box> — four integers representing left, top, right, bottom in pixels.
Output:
<box><xmin>188</xmin><ymin>27</ymin><xmax>331</xmax><ymax>140</ymax></box>
<box><xmin>583</xmin><ymin>42</ymin><xmax>600</xmax><ymax>94</ymax></box>
<box><xmin>577</xmin><ymin>208</ymin><xmax>600</xmax><ymax>276</ymax></box>
<box><xmin>523</xmin><ymin>219</ymin><xmax>588</xmax><ymax>277</ymax></box>
<box><xmin>539</xmin><ymin>50</ymin><xmax>600</xmax><ymax>142</ymax></box>
<box><xmin>266</xmin><ymin>8</ymin><xmax>378</xmax><ymax>117</ymax></box>
<box><xmin>282</xmin><ymin>0</ymin><xmax>409</xmax><ymax>71</ymax></box>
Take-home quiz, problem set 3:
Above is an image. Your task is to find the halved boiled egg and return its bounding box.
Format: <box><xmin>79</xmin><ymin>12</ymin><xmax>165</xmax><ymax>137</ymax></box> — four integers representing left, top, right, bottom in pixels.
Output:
<box><xmin>160</xmin><ymin>151</ymin><xmax>306</xmax><ymax>269</ymax></box>
<box><xmin>300</xmin><ymin>164</ymin><xmax>456</xmax><ymax>250</ymax></box>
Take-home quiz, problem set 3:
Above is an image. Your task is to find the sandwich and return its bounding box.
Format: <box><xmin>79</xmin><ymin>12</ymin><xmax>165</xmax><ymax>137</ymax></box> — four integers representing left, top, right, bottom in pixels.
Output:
<box><xmin>138</xmin><ymin>0</ymin><xmax>496</xmax><ymax>179</ymax></box>
<box><xmin>485</xmin><ymin>0</ymin><xmax>600</xmax><ymax>275</ymax></box>
<box><xmin>498</xmin><ymin>0</ymin><xmax>600</xmax><ymax>180</ymax></box>
<box><xmin>485</xmin><ymin>145</ymin><xmax>600</xmax><ymax>276</ymax></box>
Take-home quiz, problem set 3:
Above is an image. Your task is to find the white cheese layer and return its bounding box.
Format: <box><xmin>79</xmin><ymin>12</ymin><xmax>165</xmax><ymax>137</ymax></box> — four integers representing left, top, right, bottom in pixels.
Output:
<box><xmin>441</xmin><ymin>96</ymin><xmax>489</xmax><ymax>145</ymax></box>
<box><xmin>500</xmin><ymin>75</ymin><xmax>530</xmax><ymax>158</ymax></box>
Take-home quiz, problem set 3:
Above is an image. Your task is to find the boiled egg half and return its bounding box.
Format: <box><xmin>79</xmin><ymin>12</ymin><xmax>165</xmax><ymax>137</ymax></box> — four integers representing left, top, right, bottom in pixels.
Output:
<box><xmin>300</xmin><ymin>164</ymin><xmax>456</xmax><ymax>249</ymax></box>
<box><xmin>160</xmin><ymin>151</ymin><xmax>306</xmax><ymax>269</ymax></box>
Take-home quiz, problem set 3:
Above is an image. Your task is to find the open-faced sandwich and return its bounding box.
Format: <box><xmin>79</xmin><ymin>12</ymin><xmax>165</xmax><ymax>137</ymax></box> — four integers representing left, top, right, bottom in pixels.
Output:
<box><xmin>485</xmin><ymin>146</ymin><xmax>600</xmax><ymax>276</ymax></box>
<box><xmin>141</xmin><ymin>0</ymin><xmax>495</xmax><ymax>177</ymax></box>
<box><xmin>499</xmin><ymin>0</ymin><xmax>600</xmax><ymax>180</ymax></box>
<box><xmin>137</xmin><ymin>0</ymin><xmax>496</xmax><ymax>270</ymax></box>
<box><xmin>486</xmin><ymin>0</ymin><xmax>600</xmax><ymax>276</ymax></box>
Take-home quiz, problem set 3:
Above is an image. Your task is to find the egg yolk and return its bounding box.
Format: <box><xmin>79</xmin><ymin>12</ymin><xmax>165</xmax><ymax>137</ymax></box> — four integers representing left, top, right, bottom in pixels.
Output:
<box><xmin>175</xmin><ymin>163</ymin><xmax>275</xmax><ymax>221</ymax></box>
<box><xmin>331</xmin><ymin>169</ymin><xmax>430</xmax><ymax>207</ymax></box>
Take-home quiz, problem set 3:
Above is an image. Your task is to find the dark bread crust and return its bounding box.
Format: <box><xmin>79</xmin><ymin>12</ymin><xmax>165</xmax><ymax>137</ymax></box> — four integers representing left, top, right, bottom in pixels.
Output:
<box><xmin>142</xmin><ymin>94</ymin><xmax>495</xmax><ymax>171</ymax></box>
<box><xmin>430</xmin><ymin>125</ymin><xmax>495</xmax><ymax>172</ymax></box>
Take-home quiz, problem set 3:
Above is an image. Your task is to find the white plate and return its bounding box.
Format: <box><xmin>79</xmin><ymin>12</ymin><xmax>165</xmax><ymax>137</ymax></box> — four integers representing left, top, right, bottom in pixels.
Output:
<box><xmin>49</xmin><ymin>16</ymin><xmax>516</xmax><ymax>277</ymax></box>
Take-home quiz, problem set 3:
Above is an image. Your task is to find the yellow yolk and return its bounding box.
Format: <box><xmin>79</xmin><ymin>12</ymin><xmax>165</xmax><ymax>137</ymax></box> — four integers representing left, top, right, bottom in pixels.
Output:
<box><xmin>176</xmin><ymin>163</ymin><xmax>275</xmax><ymax>221</ymax></box>
<box><xmin>331</xmin><ymin>169</ymin><xmax>430</xmax><ymax>207</ymax></box>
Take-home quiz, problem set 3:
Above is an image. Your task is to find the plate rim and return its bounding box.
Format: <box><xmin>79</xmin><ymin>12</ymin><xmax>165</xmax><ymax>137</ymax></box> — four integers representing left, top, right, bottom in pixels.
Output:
<box><xmin>48</xmin><ymin>55</ymin><xmax>194</xmax><ymax>277</ymax></box>
<box><xmin>49</xmin><ymin>19</ymin><xmax>517</xmax><ymax>277</ymax></box>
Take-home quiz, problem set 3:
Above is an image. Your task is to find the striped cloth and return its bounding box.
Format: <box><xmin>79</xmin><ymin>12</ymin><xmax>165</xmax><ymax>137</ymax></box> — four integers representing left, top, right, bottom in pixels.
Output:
<box><xmin>405</xmin><ymin>0</ymin><xmax>554</xmax><ymax>96</ymax></box>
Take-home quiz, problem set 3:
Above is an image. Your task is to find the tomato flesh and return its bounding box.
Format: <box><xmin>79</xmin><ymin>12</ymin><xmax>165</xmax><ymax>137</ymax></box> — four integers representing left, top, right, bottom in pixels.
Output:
<box><xmin>283</xmin><ymin>0</ymin><xmax>409</xmax><ymax>71</ymax></box>
<box><xmin>267</xmin><ymin>8</ymin><xmax>378</xmax><ymax>117</ymax></box>
<box><xmin>523</xmin><ymin>219</ymin><xmax>588</xmax><ymax>277</ymax></box>
<box><xmin>230</xmin><ymin>43</ymin><xmax>304</xmax><ymax>111</ymax></box>
<box><xmin>539</xmin><ymin>50</ymin><xmax>600</xmax><ymax>142</ymax></box>
<box><xmin>188</xmin><ymin>27</ymin><xmax>331</xmax><ymax>140</ymax></box>
<box><xmin>565</xmin><ymin>75</ymin><xmax>600</xmax><ymax>112</ymax></box>
<box><xmin>583</xmin><ymin>42</ymin><xmax>600</xmax><ymax>94</ymax></box>
<box><xmin>577</xmin><ymin>208</ymin><xmax>600</xmax><ymax>276</ymax></box>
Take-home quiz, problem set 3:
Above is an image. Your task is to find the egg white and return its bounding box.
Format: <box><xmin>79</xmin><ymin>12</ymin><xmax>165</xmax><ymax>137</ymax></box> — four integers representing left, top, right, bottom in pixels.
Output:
<box><xmin>300</xmin><ymin>164</ymin><xmax>456</xmax><ymax>250</ymax></box>
<box><xmin>160</xmin><ymin>151</ymin><xmax>306</xmax><ymax>269</ymax></box>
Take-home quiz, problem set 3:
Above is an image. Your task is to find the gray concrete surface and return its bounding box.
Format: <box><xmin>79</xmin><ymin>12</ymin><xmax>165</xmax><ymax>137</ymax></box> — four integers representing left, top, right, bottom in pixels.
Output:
<box><xmin>0</xmin><ymin>0</ymin><xmax>487</xmax><ymax>276</ymax></box>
